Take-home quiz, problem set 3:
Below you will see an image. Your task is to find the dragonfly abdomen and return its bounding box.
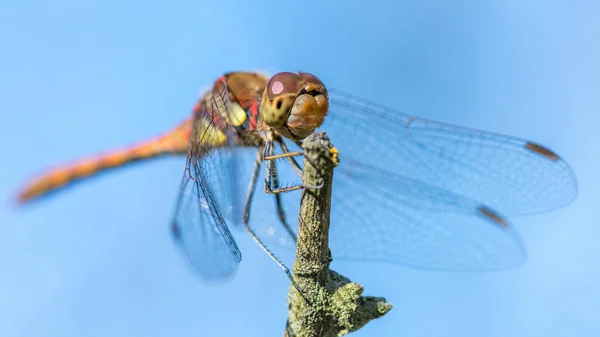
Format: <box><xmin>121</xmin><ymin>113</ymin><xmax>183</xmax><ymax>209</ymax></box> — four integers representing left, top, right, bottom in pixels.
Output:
<box><xmin>16</xmin><ymin>118</ymin><xmax>193</xmax><ymax>204</ymax></box>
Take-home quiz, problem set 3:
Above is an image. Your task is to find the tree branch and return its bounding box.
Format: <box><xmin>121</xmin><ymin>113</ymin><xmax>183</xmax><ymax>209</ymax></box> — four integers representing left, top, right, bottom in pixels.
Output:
<box><xmin>285</xmin><ymin>132</ymin><xmax>392</xmax><ymax>337</ymax></box>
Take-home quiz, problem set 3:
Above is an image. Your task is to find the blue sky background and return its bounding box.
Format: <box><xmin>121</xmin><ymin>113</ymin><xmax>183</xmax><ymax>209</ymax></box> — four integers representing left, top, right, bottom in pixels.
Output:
<box><xmin>1</xmin><ymin>1</ymin><xmax>598</xmax><ymax>336</ymax></box>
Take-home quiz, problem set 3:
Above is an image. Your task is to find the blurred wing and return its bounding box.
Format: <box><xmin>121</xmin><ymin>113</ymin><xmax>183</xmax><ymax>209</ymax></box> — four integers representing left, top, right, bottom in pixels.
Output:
<box><xmin>170</xmin><ymin>86</ymin><xmax>245</xmax><ymax>281</ymax></box>
<box><xmin>329</xmin><ymin>161</ymin><xmax>525</xmax><ymax>270</ymax></box>
<box><xmin>325</xmin><ymin>91</ymin><xmax>578</xmax><ymax>215</ymax></box>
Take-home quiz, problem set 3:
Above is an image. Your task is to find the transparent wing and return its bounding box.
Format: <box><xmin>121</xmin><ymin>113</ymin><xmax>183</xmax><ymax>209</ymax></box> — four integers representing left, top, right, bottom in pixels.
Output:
<box><xmin>324</xmin><ymin>91</ymin><xmax>578</xmax><ymax>215</ymax></box>
<box><xmin>258</xmin><ymin>153</ymin><xmax>526</xmax><ymax>270</ymax></box>
<box><xmin>329</xmin><ymin>161</ymin><xmax>525</xmax><ymax>270</ymax></box>
<box><xmin>170</xmin><ymin>86</ymin><xmax>245</xmax><ymax>281</ymax></box>
<box><xmin>261</xmin><ymin>91</ymin><xmax>577</xmax><ymax>269</ymax></box>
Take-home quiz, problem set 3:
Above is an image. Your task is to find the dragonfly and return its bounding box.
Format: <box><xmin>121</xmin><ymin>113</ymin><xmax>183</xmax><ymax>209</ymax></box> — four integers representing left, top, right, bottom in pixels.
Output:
<box><xmin>16</xmin><ymin>71</ymin><xmax>578</xmax><ymax>281</ymax></box>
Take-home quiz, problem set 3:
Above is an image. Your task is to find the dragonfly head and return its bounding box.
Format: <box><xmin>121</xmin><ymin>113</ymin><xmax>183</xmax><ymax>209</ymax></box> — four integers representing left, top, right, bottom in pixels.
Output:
<box><xmin>260</xmin><ymin>72</ymin><xmax>329</xmax><ymax>141</ymax></box>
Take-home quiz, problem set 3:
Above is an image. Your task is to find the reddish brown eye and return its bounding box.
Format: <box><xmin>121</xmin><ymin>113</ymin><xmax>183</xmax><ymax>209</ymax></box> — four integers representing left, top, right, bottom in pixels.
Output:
<box><xmin>299</xmin><ymin>72</ymin><xmax>324</xmax><ymax>87</ymax></box>
<box><xmin>266</xmin><ymin>72</ymin><xmax>303</xmax><ymax>100</ymax></box>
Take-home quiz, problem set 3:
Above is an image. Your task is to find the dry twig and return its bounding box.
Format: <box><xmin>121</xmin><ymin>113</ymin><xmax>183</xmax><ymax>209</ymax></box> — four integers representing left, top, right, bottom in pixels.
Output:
<box><xmin>284</xmin><ymin>132</ymin><xmax>392</xmax><ymax>337</ymax></box>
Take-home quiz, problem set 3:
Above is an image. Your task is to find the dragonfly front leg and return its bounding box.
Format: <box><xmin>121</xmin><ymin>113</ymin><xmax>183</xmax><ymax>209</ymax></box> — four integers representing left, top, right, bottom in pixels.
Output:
<box><xmin>278</xmin><ymin>138</ymin><xmax>303</xmax><ymax>178</ymax></box>
<box><xmin>263</xmin><ymin>139</ymin><xmax>323</xmax><ymax>194</ymax></box>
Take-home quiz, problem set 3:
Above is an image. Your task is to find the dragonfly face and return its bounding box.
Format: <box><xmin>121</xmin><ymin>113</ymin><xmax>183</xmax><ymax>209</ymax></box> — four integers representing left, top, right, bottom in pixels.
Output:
<box><xmin>260</xmin><ymin>72</ymin><xmax>329</xmax><ymax>141</ymax></box>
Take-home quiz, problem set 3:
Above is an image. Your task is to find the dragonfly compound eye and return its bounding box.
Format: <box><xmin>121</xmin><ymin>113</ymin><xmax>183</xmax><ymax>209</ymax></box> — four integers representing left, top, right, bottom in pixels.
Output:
<box><xmin>261</xmin><ymin>72</ymin><xmax>303</xmax><ymax>129</ymax></box>
<box><xmin>261</xmin><ymin>72</ymin><xmax>329</xmax><ymax>140</ymax></box>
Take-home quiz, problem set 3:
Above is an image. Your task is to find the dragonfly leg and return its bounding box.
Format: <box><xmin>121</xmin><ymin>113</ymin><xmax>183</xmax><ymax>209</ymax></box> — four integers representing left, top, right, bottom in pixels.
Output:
<box><xmin>246</xmin><ymin>144</ymin><xmax>298</xmax><ymax>243</ymax></box>
<box><xmin>280</xmin><ymin>138</ymin><xmax>336</xmax><ymax>183</ymax></box>
<box><xmin>264</xmin><ymin>151</ymin><xmax>304</xmax><ymax>161</ymax></box>
<box><xmin>278</xmin><ymin>138</ymin><xmax>303</xmax><ymax>178</ymax></box>
<box><xmin>263</xmin><ymin>140</ymin><xmax>323</xmax><ymax>194</ymax></box>
<box><xmin>271</xmin><ymin>159</ymin><xmax>298</xmax><ymax>243</ymax></box>
<box><xmin>244</xmin><ymin>223</ymin><xmax>308</xmax><ymax>300</ymax></box>
<box><xmin>242</xmin><ymin>148</ymin><xmax>263</xmax><ymax>224</ymax></box>
<box><xmin>242</xmin><ymin>149</ymin><xmax>306</xmax><ymax>297</ymax></box>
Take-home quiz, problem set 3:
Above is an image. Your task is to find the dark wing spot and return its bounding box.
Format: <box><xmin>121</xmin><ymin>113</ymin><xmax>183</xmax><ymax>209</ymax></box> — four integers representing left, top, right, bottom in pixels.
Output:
<box><xmin>171</xmin><ymin>221</ymin><xmax>181</xmax><ymax>240</ymax></box>
<box><xmin>525</xmin><ymin>142</ymin><xmax>560</xmax><ymax>161</ymax></box>
<box><xmin>276</xmin><ymin>100</ymin><xmax>282</xmax><ymax>110</ymax></box>
<box><xmin>478</xmin><ymin>206</ymin><xmax>509</xmax><ymax>228</ymax></box>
